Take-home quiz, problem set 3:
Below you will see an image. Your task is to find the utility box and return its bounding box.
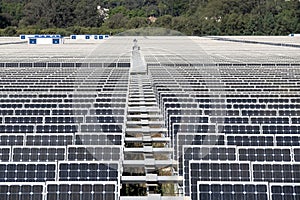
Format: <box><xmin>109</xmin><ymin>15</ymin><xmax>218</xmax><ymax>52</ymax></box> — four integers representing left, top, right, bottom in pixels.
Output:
<box><xmin>69</xmin><ymin>35</ymin><xmax>109</xmax><ymax>42</ymax></box>
<box><xmin>20</xmin><ymin>35</ymin><xmax>37</xmax><ymax>41</ymax></box>
<box><xmin>26</xmin><ymin>35</ymin><xmax>63</xmax><ymax>45</ymax></box>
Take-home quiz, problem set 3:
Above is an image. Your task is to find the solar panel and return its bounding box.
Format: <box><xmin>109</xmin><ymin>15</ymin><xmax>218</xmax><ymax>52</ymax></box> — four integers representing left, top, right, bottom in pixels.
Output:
<box><xmin>186</xmin><ymin>161</ymin><xmax>251</xmax><ymax>198</ymax></box>
<box><xmin>67</xmin><ymin>146</ymin><xmax>121</xmax><ymax>161</ymax></box>
<box><xmin>181</xmin><ymin>145</ymin><xmax>236</xmax><ymax>176</ymax></box>
<box><xmin>226</xmin><ymin>134</ymin><xmax>275</xmax><ymax>146</ymax></box>
<box><xmin>0</xmin><ymin>162</ymin><xmax>56</xmax><ymax>182</ymax></box>
<box><xmin>172</xmin><ymin>123</ymin><xmax>215</xmax><ymax>138</ymax></box>
<box><xmin>0</xmin><ymin>147</ymin><xmax>10</xmax><ymax>162</ymax></box>
<box><xmin>210</xmin><ymin>116</ymin><xmax>249</xmax><ymax>123</ymax></box>
<box><xmin>0</xmin><ymin>182</ymin><xmax>45</xmax><ymax>200</ymax></box>
<box><xmin>85</xmin><ymin>115</ymin><xmax>124</xmax><ymax>123</ymax></box>
<box><xmin>238</xmin><ymin>146</ymin><xmax>292</xmax><ymax>161</ymax></box>
<box><xmin>46</xmin><ymin>181</ymin><xmax>118</xmax><ymax>200</ymax></box>
<box><xmin>250</xmin><ymin>117</ymin><xmax>289</xmax><ymax>124</ymax></box>
<box><xmin>220</xmin><ymin>124</ymin><xmax>260</xmax><ymax>134</ymax></box>
<box><xmin>58</xmin><ymin>161</ymin><xmax>119</xmax><ymax>181</ymax></box>
<box><xmin>25</xmin><ymin>134</ymin><xmax>73</xmax><ymax>146</ymax></box>
<box><xmin>75</xmin><ymin>133</ymin><xmax>122</xmax><ymax>145</ymax></box>
<box><xmin>270</xmin><ymin>183</ymin><xmax>300</xmax><ymax>200</ymax></box>
<box><xmin>262</xmin><ymin>125</ymin><xmax>300</xmax><ymax>134</ymax></box>
<box><xmin>0</xmin><ymin>134</ymin><xmax>24</xmax><ymax>146</ymax></box>
<box><xmin>80</xmin><ymin>124</ymin><xmax>123</xmax><ymax>133</ymax></box>
<box><xmin>5</xmin><ymin>116</ymin><xmax>43</xmax><ymax>124</ymax></box>
<box><xmin>197</xmin><ymin>181</ymin><xmax>269</xmax><ymax>200</ymax></box>
<box><xmin>0</xmin><ymin>125</ymin><xmax>34</xmax><ymax>133</ymax></box>
<box><xmin>36</xmin><ymin>124</ymin><xmax>78</xmax><ymax>133</ymax></box>
<box><xmin>176</xmin><ymin>133</ymin><xmax>225</xmax><ymax>162</ymax></box>
<box><xmin>252</xmin><ymin>162</ymin><xmax>300</xmax><ymax>182</ymax></box>
<box><xmin>276</xmin><ymin>134</ymin><xmax>300</xmax><ymax>146</ymax></box>
<box><xmin>12</xmin><ymin>146</ymin><xmax>66</xmax><ymax>162</ymax></box>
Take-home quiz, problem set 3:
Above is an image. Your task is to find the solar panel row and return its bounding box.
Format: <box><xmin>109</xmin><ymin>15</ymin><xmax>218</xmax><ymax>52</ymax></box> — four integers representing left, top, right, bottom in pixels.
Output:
<box><xmin>0</xmin><ymin>181</ymin><xmax>118</xmax><ymax>200</ymax></box>
<box><xmin>0</xmin><ymin>65</ymin><xmax>128</xmax><ymax>199</ymax></box>
<box><xmin>147</xmin><ymin>62</ymin><xmax>300</xmax><ymax>199</ymax></box>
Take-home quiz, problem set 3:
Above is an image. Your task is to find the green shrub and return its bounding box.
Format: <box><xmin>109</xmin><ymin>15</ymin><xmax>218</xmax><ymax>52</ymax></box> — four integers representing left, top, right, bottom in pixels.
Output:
<box><xmin>3</xmin><ymin>26</ymin><xmax>17</xmax><ymax>36</ymax></box>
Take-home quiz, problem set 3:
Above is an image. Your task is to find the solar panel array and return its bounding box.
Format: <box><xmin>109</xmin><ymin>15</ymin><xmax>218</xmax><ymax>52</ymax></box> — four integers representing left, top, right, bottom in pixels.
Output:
<box><xmin>146</xmin><ymin>51</ymin><xmax>300</xmax><ymax>199</ymax></box>
<box><xmin>1</xmin><ymin>36</ymin><xmax>300</xmax><ymax>199</ymax></box>
<box><xmin>0</xmin><ymin>61</ymin><xmax>128</xmax><ymax>198</ymax></box>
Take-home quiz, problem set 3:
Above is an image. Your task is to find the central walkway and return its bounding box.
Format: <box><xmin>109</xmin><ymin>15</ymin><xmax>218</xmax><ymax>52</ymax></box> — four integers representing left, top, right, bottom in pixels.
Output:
<box><xmin>120</xmin><ymin>40</ymin><xmax>182</xmax><ymax>198</ymax></box>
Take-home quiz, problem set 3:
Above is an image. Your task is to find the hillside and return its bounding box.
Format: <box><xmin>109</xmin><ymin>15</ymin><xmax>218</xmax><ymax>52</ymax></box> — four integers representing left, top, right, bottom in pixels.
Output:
<box><xmin>0</xmin><ymin>0</ymin><xmax>300</xmax><ymax>36</ymax></box>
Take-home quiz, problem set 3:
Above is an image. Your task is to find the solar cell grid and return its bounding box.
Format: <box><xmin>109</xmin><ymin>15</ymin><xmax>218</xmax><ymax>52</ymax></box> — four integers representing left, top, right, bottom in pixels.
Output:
<box><xmin>181</xmin><ymin>145</ymin><xmax>236</xmax><ymax>176</ymax></box>
<box><xmin>292</xmin><ymin>117</ymin><xmax>300</xmax><ymax>124</ymax></box>
<box><xmin>173</xmin><ymin>123</ymin><xmax>215</xmax><ymax>134</ymax></box>
<box><xmin>242</xmin><ymin>110</ymin><xmax>277</xmax><ymax>116</ymax></box>
<box><xmin>183</xmin><ymin>145</ymin><xmax>236</xmax><ymax>162</ymax></box>
<box><xmin>279</xmin><ymin>110</ymin><xmax>300</xmax><ymax>116</ymax></box>
<box><xmin>270</xmin><ymin>183</ymin><xmax>300</xmax><ymax>200</ymax></box>
<box><xmin>0</xmin><ymin>182</ymin><xmax>45</xmax><ymax>200</ymax></box>
<box><xmin>25</xmin><ymin>134</ymin><xmax>73</xmax><ymax>146</ymax></box>
<box><xmin>58</xmin><ymin>161</ymin><xmax>119</xmax><ymax>181</ymax></box>
<box><xmin>67</xmin><ymin>146</ymin><xmax>121</xmax><ymax>161</ymax></box>
<box><xmin>210</xmin><ymin>116</ymin><xmax>249</xmax><ymax>123</ymax></box>
<box><xmin>197</xmin><ymin>181</ymin><xmax>269</xmax><ymax>200</ymax></box>
<box><xmin>75</xmin><ymin>133</ymin><xmax>122</xmax><ymax>146</ymax></box>
<box><xmin>85</xmin><ymin>115</ymin><xmax>124</xmax><ymax>123</ymax></box>
<box><xmin>5</xmin><ymin>116</ymin><xmax>43</xmax><ymax>124</ymax></box>
<box><xmin>221</xmin><ymin>124</ymin><xmax>261</xmax><ymax>134</ymax></box>
<box><xmin>238</xmin><ymin>147</ymin><xmax>292</xmax><ymax>162</ymax></box>
<box><xmin>12</xmin><ymin>146</ymin><xmax>66</xmax><ymax>162</ymax></box>
<box><xmin>0</xmin><ymin>162</ymin><xmax>56</xmax><ymax>182</ymax></box>
<box><xmin>177</xmin><ymin>133</ymin><xmax>225</xmax><ymax>163</ymax></box>
<box><xmin>262</xmin><ymin>125</ymin><xmax>300</xmax><ymax>134</ymax></box>
<box><xmin>0</xmin><ymin>147</ymin><xmax>10</xmax><ymax>162</ymax></box>
<box><xmin>0</xmin><ymin>134</ymin><xmax>24</xmax><ymax>146</ymax></box>
<box><xmin>46</xmin><ymin>181</ymin><xmax>117</xmax><ymax>200</ymax></box>
<box><xmin>205</xmin><ymin>109</ymin><xmax>240</xmax><ymax>116</ymax></box>
<box><xmin>0</xmin><ymin>125</ymin><xmax>34</xmax><ymax>133</ymax></box>
<box><xmin>251</xmin><ymin>117</ymin><xmax>290</xmax><ymax>124</ymax></box>
<box><xmin>80</xmin><ymin>124</ymin><xmax>123</xmax><ymax>133</ymax></box>
<box><xmin>292</xmin><ymin>148</ymin><xmax>300</xmax><ymax>161</ymax></box>
<box><xmin>169</xmin><ymin>115</ymin><xmax>208</xmax><ymax>124</ymax></box>
<box><xmin>252</xmin><ymin>162</ymin><xmax>300</xmax><ymax>183</ymax></box>
<box><xmin>44</xmin><ymin>116</ymin><xmax>83</xmax><ymax>123</ymax></box>
<box><xmin>187</xmin><ymin>161</ymin><xmax>251</xmax><ymax>199</ymax></box>
<box><xmin>15</xmin><ymin>109</ymin><xmax>50</xmax><ymax>115</ymax></box>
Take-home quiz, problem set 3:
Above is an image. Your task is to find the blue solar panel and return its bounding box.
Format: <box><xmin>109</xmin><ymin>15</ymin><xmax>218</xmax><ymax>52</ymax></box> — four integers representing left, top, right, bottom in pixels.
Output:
<box><xmin>270</xmin><ymin>183</ymin><xmax>300</xmax><ymax>200</ymax></box>
<box><xmin>198</xmin><ymin>181</ymin><xmax>269</xmax><ymax>200</ymax></box>
<box><xmin>0</xmin><ymin>162</ymin><xmax>56</xmax><ymax>182</ymax></box>
<box><xmin>46</xmin><ymin>181</ymin><xmax>117</xmax><ymax>200</ymax></box>
<box><xmin>58</xmin><ymin>161</ymin><xmax>119</xmax><ymax>181</ymax></box>
<box><xmin>0</xmin><ymin>183</ymin><xmax>44</xmax><ymax>200</ymax></box>
<box><xmin>252</xmin><ymin>162</ymin><xmax>300</xmax><ymax>183</ymax></box>
<box><xmin>186</xmin><ymin>161</ymin><xmax>251</xmax><ymax>198</ymax></box>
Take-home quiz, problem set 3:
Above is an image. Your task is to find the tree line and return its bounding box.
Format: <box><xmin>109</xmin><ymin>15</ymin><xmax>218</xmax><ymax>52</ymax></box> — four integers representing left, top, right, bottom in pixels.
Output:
<box><xmin>0</xmin><ymin>0</ymin><xmax>300</xmax><ymax>36</ymax></box>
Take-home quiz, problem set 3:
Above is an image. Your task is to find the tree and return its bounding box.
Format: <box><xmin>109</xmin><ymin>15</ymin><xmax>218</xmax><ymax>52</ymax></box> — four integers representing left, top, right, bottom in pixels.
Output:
<box><xmin>105</xmin><ymin>13</ymin><xmax>128</xmax><ymax>29</ymax></box>
<box><xmin>155</xmin><ymin>15</ymin><xmax>172</xmax><ymax>28</ymax></box>
<box><xmin>49</xmin><ymin>1</ymin><xmax>76</xmax><ymax>28</ymax></box>
<box><xmin>19</xmin><ymin>0</ymin><xmax>47</xmax><ymax>27</ymax></box>
<box><xmin>0</xmin><ymin>14</ymin><xmax>11</xmax><ymax>28</ymax></box>
<box><xmin>274</xmin><ymin>9</ymin><xmax>298</xmax><ymax>35</ymax></box>
<box><xmin>126</xmin><ymin>17</ymin><xmax>148</xmax><ymax>29</ymax></box>
<box><xmin>74</xmin><ymin>0</ymin><xmax>104</xmax><ymax>27</ymax></box>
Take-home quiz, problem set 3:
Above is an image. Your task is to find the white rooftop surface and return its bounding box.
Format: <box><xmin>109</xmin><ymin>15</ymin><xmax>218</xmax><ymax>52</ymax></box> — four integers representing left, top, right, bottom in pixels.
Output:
<box><xmin>0</xmin><ymin>37</ymin><xmax>22</xmax><ymax>43</ymax></box>
<box><xmin>211</xmin><ymin>35</ymin><xmax>300</xmax><ymax>45</ymax></box>
<box><xmin>0</xmin><ymin>36</ymin><xmax>300</xmax><ymax>64</ymax></box>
